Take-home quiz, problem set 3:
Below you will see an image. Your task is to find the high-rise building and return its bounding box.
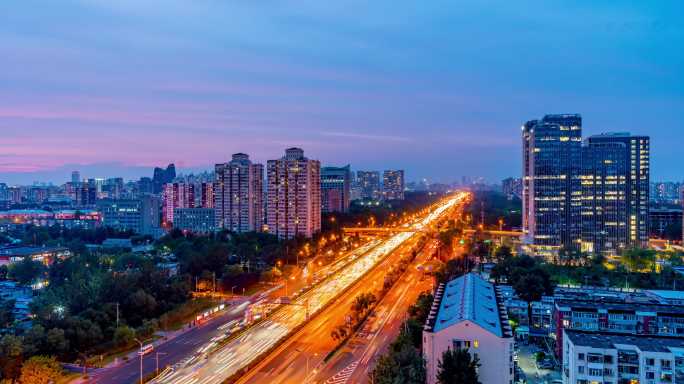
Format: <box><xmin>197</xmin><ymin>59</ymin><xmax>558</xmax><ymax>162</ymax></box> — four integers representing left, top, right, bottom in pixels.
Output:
<box><xmin>651</xmin><ymin>181</ymin><xmax>682</xmax><ymax>203</ymax></box>
<box><xmin>162</xmin><ymin>183</ymin><xmax>195</xmax><ymax>224</ymax></box>
<box><xmin>382</xmin><ymin>170</ymin><xmax>405</xmax><ymax>201</ymax></box>
<box><xmin>579</xmin><ymin>139</ymin><xmax>630</xmax><ymax>253</ymax></box>
<box><xmin>266</xmin><ymin>148</ymin><xmax>321</xmax><ymax>239</ymax></box>
<box><xmin>200</xmin><ymin>182</ymin><xmax>214</xmax><ymax>209</ymax></box>
<box><xmin>523</xmin><ymin>115</ymin><xmax>650</xmax><ymax>256</ymax></box>
<box><xmin>321</xmin><ymin>165</ymin><xmax>351</xmax><ymax>213</ymax></box>
<box><xmin>138</xmin><ymin>177</ymin><xmax>154</xmax><ymax>195</ymax></box>
<box><xmin>585</xmin><ymin>133</ymin><xmax>650</xmax><ymax>250</ymax></box>
<box><xmin>214</xmin><ymin>153</ymin><xmax>264</xmax><ymax>233</ymax></box>
<box><xmin>76</xmin><ymin>180</ymin><xmax>97</xmax><ymax>207</ymax></box>
<box><xmin>153</xmin><ymin>164</ymin><xmax>176</xmax><ymax>194</ymax></box>
<box><xmin>522</xmin><ymin>114</ymin><xmax>583</xmax><ymax>254</ymax></box>
<box><xmin>356</xmin><ymin>171</ymin><xmax>381</xmax><ymax>201</ymax></box>
<box><xmin>679</xmin><ymin>185</ymin><xmax>684</xmax><ymax>243</ymax></box>
<box><xmin>103</xmin><ymin>177</ymin><xmax>124</xmax><ymax>199</ymax></box>
<box><xmin>71</xmin><ymin>171</ymin><xmax>80</xmax><ymax>184</ymax></box>
<box><xmin>502</xmin><ymin>177</ymin><xmax>523</xmax><ymax>200</ymax></box>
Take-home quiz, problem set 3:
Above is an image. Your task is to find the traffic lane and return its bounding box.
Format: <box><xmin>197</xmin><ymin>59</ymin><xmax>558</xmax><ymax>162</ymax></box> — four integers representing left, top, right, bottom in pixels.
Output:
<box><xmin>160</xmin><ymin>234</ymin><xmax>417</xmax><ymax>384</ymax></box>
<box><xmin>351</xmin><ymin>273</ymin><xmax>432</xmax><ymax>383</ymax></box>
<box><xmin>318</xmin><ymin>254</ymin><xmax>432</xmax><ymax>384</ymax></box>
<box><xmin>156</xmin><ymin>195</ymin><xmax>466</xmax><ymax>384</ymax></box>
<box><xmin>236</xmin><ymin>240</ymin><xmax>420</xmax><ymax>384</ymax></box>
<box><xmin>92</xmin><ymin>301</ymin><xmax>251</xmax><ymax>384</ymax></box>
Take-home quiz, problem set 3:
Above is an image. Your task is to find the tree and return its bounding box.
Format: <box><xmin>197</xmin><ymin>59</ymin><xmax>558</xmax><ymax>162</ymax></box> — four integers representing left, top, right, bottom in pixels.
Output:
<box><xmin>18</xmin><ymin>355</ymin><xmax>63</xmax><ymax>384</ymax></box>
<box><xmin>113</xmin><ymin>326</ymin><xmax>135</xmax><ymax>348</ymax></box>
<box><xmin>493</xmin><ymin>245</ymin><xmax>513</xmax><ymax>262</ymax></box>
<box><xmin>0</xmin><ymin>334</ymin><xmax>24</xmax><ymax>382</ymax></box>
<box><xmin>0</xmin><ymin>298</ymin><xmax>15</xmax><ymax>329</ymax></box>
<box><xmin>437</xmin><ymin>348</ymin><xmax>480</xmax><ymax>384</ymax></box>
<box><xmin>512</xmin><ymin>266</ymin><xmax>555</xmax><ymax>327</ymax></box>
<box><xmin>45</xmin><ymin>329</ymin><xmax>69</xmax><ymax>355</ymax></box>
<box><xmin>8</xmin><ymin>257</ymin><xmax>46</xmax><ymax>285</ymax></box>
<box><xmin>623</xmin><ymin>248</ymin><xmax>656</xmax><ymax>272</ymax></box>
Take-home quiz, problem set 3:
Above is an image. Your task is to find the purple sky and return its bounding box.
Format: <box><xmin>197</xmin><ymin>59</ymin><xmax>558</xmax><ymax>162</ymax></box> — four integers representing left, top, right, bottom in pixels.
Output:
<box><xmin>1</xmin><ymin>1</ymin><xmax>683</xmax><ymax>185</ymax></box>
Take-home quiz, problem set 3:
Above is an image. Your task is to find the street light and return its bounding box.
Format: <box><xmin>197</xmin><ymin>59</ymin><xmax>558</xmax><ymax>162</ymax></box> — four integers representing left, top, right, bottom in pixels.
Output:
<box><xmin>133</xmin><ymin>338</ymin><xmax>144</xmax><ymax>384</ymax></box>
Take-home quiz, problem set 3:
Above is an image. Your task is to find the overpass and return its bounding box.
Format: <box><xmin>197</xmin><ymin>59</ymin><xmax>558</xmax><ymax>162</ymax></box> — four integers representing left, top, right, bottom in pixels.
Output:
<box><xmin>343</xmin><ymin>227</ymin><xmax>523</xmax><ymax>238</ymax></box>
<box><xmin>463</xmin><ymin>229</ymin><xmax>524</xmax><ymax>238</ymax></box>
<box><xmin>342</xmin><ymin>226</ymin><xmax>420</xmax><ymax>235</ymax></box>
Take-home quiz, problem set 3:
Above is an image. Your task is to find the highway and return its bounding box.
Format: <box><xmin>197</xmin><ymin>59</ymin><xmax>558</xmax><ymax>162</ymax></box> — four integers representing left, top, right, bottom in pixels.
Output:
<box><xmin>90</xmin><ymin>241</ymin><xmax>377</xmax><ymax>384</ymax></box>
<box><xmin>152</xmin><ymin>192</ymin><xmax>467</xmax><ymax>384</ymax></box>
<box><xmin>237</xmin><ymin>238</ymin><xmax>436</xmax><ymax>384</ymax></box>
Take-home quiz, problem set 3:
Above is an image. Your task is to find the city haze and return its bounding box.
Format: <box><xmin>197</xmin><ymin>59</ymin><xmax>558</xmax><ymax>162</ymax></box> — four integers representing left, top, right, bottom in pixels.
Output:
<box><xmin>1</xmin><ymin>1</ymin><xmax>683</xmax><ymax>184</ymax></box>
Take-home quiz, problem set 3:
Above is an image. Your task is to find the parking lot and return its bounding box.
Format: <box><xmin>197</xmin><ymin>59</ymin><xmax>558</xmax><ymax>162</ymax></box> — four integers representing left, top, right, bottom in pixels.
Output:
<box><xmin>516</xmin><ymin>343</ymin><xmax>562</xmax><ymax>384</ymax></box>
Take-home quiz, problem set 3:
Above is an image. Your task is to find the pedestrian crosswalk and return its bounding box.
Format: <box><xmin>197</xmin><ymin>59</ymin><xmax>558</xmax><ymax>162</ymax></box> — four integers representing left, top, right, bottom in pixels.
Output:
<box><xmin>325</xmin><ymin>361</ymin><xmax>358</xmax><ymax>384</ymax></box>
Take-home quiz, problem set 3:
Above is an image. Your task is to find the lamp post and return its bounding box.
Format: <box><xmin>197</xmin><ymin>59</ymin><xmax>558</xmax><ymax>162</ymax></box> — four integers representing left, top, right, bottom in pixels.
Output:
<box><xmin>134</xmin><ymin>338</ymin><xmax>143</xmax><ymax>384</ymax></box>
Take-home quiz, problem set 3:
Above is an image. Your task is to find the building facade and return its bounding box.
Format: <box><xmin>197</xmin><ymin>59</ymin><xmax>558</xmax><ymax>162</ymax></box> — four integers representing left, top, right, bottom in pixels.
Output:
<box><xmin>266</xmin><ymin>148</ymin><xmax>321</xmax><ymax>239</ymax></box>
<box><xmin>321</xmin><ymin>165</ymin><xmax>351</xmax><ymax>213</ymax></box>
<box><xmin>214</xmin><ymin>153</ymin><xmax>264</xmax><ymax>233</ymax></box>
<box><xmin>586</xmin><ymin>133</ymin><xmax>650</xmax><ymax>250</ymax></box>
<box><xmin>502</xmin><ymin>177</ymin><xmax>523</xmax><ymax>200</ymax></box>
<box><xmin>523</xmin><ymin>115</ymin><xmax>650</xmax><ymax>256</ymax></box>
<box><xmin>554</xmin><ymin>299</ymin><xmax>684</xmax><ymax>358</ymax></box>
<box><xmin>423</xmin><ymin>273</ymin><xmax>514</xmax><ymax>384</ymax></box>
<box><xmin>522</xmin><ymin>115</ymin><xmax>583</xmax><ymax>255</ymax></box>
<box><xmin>356</xmin><ymin>171</ymin><xmax>381</xmax><ymax>201</ymax></box>
<box><xmin>382</xmin><ymin>170</ymin><xmax>405</xmax><ymax>200</ymax></box>
<box><xmin>649</xmin><ymin>208</ymin><xmax>683</xmax><ymax>239</ymax></box>
<box><xmin>563</xmin><ymin>330</ymin><xmax>684</xmax><ymax>384</ymax></box>
<box><xmin>97</xmin><ymin>195</ymin><xmax>160</xmax><ymax>235</ymax></box>
<box><xmin>162</xmin><ymin>183</ymin><xmax>195</xmax><ymax>224</ymax></box>
<box><xmin>173</xmin><ymin>208</ymin><xmax>216</xmax><ymax>233</ymax></box>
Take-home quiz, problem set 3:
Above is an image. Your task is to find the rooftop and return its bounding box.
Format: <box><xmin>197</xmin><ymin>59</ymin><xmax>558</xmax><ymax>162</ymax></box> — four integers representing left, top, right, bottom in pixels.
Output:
<box><xmin>0</xmin><ymin>246</ymin><xmax>69</xmax><ymax>257</ymax></box>
<box><xmin>565</xmin><ymin>330</ymin><xmax>684</xmax><ymax>353</ymax></box>
<box><xmin>429</xmin><ymin>273</ymin><xmax>509</xmax><ymax>337</ymax></box>
<box><xmin>646</xmin><ymin>290</ymin><xmax>684</xmax><ymax>301</ymax></box>
<box><xmin>555</xmin><ymin>298</ymin><xmax>684</xmax><ymax>314</ymax></box>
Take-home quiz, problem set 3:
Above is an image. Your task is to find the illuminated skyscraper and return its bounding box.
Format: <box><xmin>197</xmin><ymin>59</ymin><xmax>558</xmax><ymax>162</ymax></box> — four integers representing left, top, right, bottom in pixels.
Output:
<box><xmin>382</xmin><ymin>170</ymin><xmax>405</xmax><ymax>200</ymax></box>
<box><xmin>356</xmin><ymin>171</ymin><xmax>381</xmax><ymax>200</ymax></box>
<box><xmin>522</xmin><ymin>114</ymin><xmax>583</xmax><ymax>255</ymax></box>
<box><xmin>267</xmin><ymin>148</ymin><xmax>321</xmax><ymax>239</ymax></box>
<box><xmin>584</xmin><ymin>133</ymin><xmax>650</xmax><ymax>250</ymax></box>
<box><xmin>214</xmin><ymin>153</ymin><xmax>264</xmax><ymax>233</ymax></box>
<box><xmin>523</xmin><ymin>115</ymin><xmax>650</xmax><ymax>256</ymax></box>
<box><xmin>321</xmin><ymin>165</ymin><xmax>351</xmax><ymax>213</ymax></box>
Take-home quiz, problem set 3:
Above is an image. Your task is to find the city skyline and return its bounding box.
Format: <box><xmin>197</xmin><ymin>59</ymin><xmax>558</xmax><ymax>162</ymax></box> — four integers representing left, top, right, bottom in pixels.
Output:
<box><xmin>2</xmin><ymin>1</ymin><xmax>683</xmax><ymax>184</ymax></box>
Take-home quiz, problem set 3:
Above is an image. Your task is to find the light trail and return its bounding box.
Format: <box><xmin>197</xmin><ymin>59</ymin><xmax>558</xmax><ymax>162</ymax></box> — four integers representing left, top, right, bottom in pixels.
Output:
<box><xmin>152</xmin><ymin>192</ymin><xmax>467</xmax><ymax>384</ymax></box>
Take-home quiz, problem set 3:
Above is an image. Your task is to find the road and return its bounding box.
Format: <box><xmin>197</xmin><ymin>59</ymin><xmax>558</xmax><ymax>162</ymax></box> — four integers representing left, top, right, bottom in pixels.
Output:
<box><xmin>89</xmin><ymin>241</ymin><xmax>378</xmax><ymax>384</ymax></box>
<box><xmin>90</xmin><ymin>300</ymin><xmax>251</xmax><ymax>384</ymax></box>
<box><xmin>315</xmin><ymin>241</ymin><xmax>436</xmax><ymax>384</ymax></box>
<box><xmin>235</xmin><ymin>236</ymin><xmax>428</xmax><ymax>384</ymax></box>
<box><xmin>152</xmin><ymin>192</ymin><xmax>467</xmax><ymax>384</ymax></box>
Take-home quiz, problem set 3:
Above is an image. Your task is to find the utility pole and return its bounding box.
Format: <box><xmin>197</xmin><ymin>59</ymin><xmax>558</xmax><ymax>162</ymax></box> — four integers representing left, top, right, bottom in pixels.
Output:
<box><xmin>116</xmin><ymin>302</ymin><xmax>120</xmax><ymax>328</ymax></box>
<box><xmin>155</xmin><ymin>352</ymin><xmax>168</xmax><ymax>376</ymax></box>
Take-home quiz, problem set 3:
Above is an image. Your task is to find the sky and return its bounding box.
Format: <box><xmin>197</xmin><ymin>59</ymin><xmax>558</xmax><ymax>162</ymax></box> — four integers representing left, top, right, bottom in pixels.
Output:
<box><xmin>1</xmin><ymin>0</ymin><xmax>683</xmax><ymax>185</ymax></box>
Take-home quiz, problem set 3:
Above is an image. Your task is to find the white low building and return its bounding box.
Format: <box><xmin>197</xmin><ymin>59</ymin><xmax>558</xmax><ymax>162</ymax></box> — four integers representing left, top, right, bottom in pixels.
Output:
<box><xmin>563</xmin><ymin>329</ymin><xmax>684</xmax><ymax>384</ymax></box>
<box><xmin>423</xmin><ymin>273</ymin><xmax>515</xmax><ymax>384</ymax></box>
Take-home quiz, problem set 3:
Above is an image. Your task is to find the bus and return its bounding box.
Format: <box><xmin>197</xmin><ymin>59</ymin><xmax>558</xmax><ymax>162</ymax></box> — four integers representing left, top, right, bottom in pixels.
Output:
<box><xmin>138</xmin><ymin>344</ymin><xmax>154</xmax><ymax>356</ymax></box>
